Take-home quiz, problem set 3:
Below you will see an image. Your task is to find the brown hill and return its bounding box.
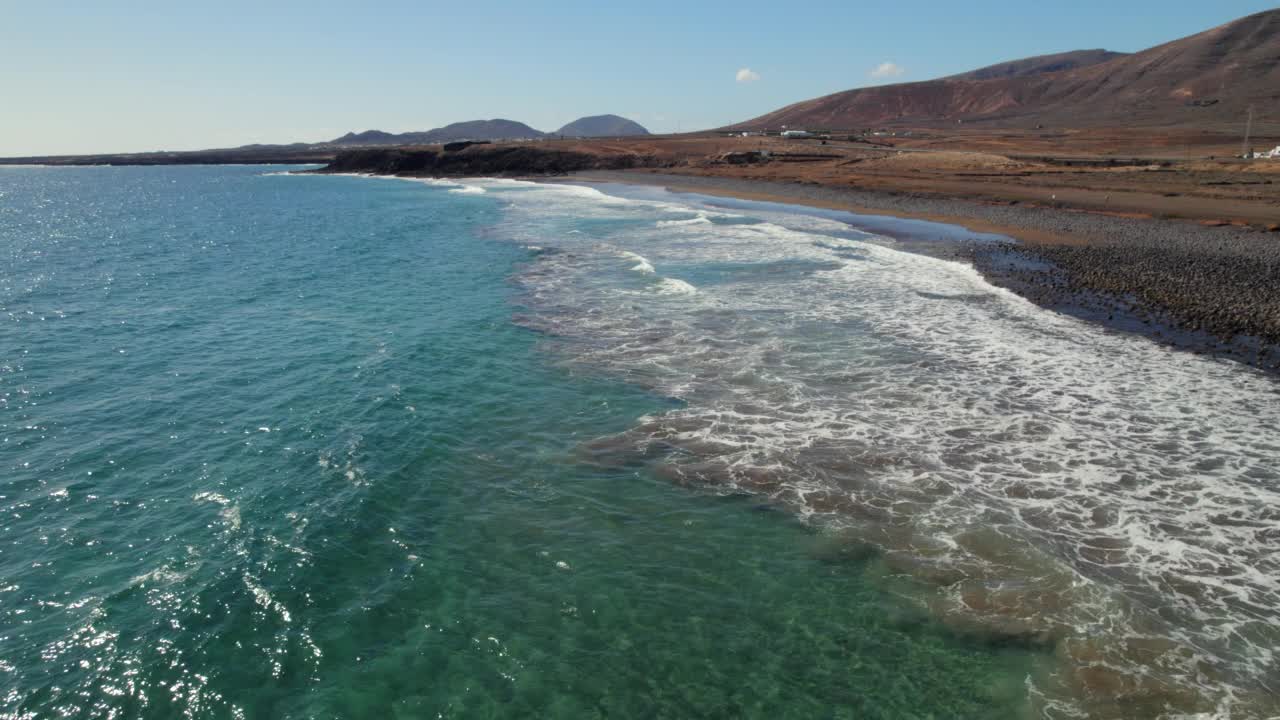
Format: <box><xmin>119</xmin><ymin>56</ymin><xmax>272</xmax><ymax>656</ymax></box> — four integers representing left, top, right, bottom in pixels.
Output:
<box><xmin>946</xmin><ymin>49</ymin><xmax>1128</xmax><ymax>81</ymax></box>
<box><xmin>732</xmin><ymin>9</ymin><xmax>1280</xmax><ymax>132</ymax></box>
<box><xmin>555</xmin><ymin>115</ymin><xmax>650</xmax><ymax>137</ymax></box>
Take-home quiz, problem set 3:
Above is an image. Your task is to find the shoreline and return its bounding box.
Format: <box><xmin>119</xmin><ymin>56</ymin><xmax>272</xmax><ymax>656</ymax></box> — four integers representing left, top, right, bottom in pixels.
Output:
<box><xmin>565</xmin><ymin>170</ymin><xmax>1280</xmax><ymax>374</ymax></box>
<box><xmin>567</xmin><ymin>170</ymin><xmax>1088</xmax><ymax>247</ymax></box>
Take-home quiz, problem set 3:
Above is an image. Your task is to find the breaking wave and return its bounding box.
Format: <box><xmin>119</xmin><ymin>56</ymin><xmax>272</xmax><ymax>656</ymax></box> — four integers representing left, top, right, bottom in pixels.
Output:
<box><xmin>657</xmin><ymin>214</ymin><xmax>714</xmax><ymax>228</ymax></box>
<box><xmin>466</xmin><ymin>178</ymin><xmax>1280</xmax><ymax>719</ymax></box>
<box><xmin>654</xmin><ymin>278</ymin><xmax>698</xmax><ymax>295</ymax></box>
<box><xmin>620</xmin><ymin>250</ymin><xmax>655</xmax><ymax>274</ymax></box>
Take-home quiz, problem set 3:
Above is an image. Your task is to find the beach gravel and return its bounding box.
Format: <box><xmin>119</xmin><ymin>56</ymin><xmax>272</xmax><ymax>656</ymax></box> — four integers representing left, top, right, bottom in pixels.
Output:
<box><xmin>577</xmin><ymin>171</ymin><xmax>1280</xmax><ymax>371</ymax></box>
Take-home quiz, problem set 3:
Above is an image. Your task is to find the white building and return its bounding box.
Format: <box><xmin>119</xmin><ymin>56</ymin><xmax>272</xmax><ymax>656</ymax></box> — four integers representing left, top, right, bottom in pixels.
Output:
<box><xmin>780</xmin><ymin>130</ymin><xmax>813</xmax><ymax>138</ymax></box>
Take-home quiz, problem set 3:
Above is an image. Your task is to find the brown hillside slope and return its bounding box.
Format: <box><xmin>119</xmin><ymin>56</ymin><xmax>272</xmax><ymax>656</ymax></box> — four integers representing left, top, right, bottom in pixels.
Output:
<box><xmin>947</xmin><ymin>49</ymin><xmax>1129</xmax><ymax>81</ymax></box>
<box><xmin>732</xmin><ymin>9</ymin><xmax>1280</xmax><ymax>131</ymax></box>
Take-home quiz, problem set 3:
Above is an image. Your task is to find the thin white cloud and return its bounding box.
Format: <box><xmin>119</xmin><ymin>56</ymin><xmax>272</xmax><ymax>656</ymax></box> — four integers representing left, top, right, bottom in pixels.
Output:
<box><xmin>869</xmin><ymin>62</ymin><xmax>905</xmax><ymax>79</ymax></box>
<box><xmin>735</xmin><ymin>67</ymin><xmax>761</xmax><ymax>83</ymax></box>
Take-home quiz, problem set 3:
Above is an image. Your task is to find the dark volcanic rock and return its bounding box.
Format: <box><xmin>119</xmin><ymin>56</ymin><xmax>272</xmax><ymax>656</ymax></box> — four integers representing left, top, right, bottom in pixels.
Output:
<box><xmin>994</xmin><ymin>243</ymin><xmax>1280</xmax><ymax>344</ymax></box>
<box><xmin>320</xmin><ymin>145</ymin><xmax>663</xmax><ymax>176</ymax></box>
<box><xmin>716</xmin><ymin>151</ymin><xmax>770</xmax><ymax>165</ymax></box>
<box><xmin>442</xmin><ymin>140</ymin><xmax>490</xmax><ymax>152</ymax></box>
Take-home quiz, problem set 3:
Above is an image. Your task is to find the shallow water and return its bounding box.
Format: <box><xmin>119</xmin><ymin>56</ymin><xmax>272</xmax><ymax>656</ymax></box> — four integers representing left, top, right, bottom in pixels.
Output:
<box><xmin>4</xmin><ymin>167</ymin><xmax>1278</xmax><ymax>718</ymax></box>
<box><xmin>484</xmin><ymin>177</ymin><xmax>1280</xmax><ymax>718</ymax></box>
<box><xmin>1</xmin><ymin>166</ymin><xmax>1054</xmax><ymax>719</ymax></box>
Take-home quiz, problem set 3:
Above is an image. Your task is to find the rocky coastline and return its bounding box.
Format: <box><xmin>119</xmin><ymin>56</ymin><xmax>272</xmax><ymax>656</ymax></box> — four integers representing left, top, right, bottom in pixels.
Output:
<box><xmin>318</xmin><ymin>145</ymin><xmax>666</xmax><ymax>177</ymax></box>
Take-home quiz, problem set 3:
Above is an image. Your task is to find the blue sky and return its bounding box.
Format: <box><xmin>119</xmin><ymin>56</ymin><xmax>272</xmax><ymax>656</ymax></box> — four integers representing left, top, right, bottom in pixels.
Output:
<box><xmin>2</xmin><ymin>1</ymin><xmax>1275</xmax><ymax>155</ymax></box>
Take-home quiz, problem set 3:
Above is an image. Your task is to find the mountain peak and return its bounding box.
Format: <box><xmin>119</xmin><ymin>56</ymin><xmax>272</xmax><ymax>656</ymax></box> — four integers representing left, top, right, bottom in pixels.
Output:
<box><xmin>729</xmin><ymin>9</ymin><xmax>1280</xmax><ymax>131</ymax></box>
<box><xmin>328</xmin><ymin>119</ymin><xmax>546</xmax><ymax>146</ymax></box>
<box><xmin>555</xmin><ymin>115</ymin><xmax>650</xmax><ymax>137</ymax></box>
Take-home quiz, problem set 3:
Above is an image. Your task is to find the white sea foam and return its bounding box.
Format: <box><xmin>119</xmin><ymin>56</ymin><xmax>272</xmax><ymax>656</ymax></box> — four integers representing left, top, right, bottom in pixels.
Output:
<box><xmin>131</xmin><ymin>565</ymin><xmax>191</xmax><ymax>586</ymax></box>
<box><xmin>194</xmin><ymin>491</ymin><xmax>242</xmax><ymax>531</ymax></box>
<box><xmin>656</xmin><ymin>215</ymin><xmax>713</xmax><ymax>228</ymax></box>
<box><xmin>448</xmin><ymin>185</ymin><xmax>486</xmax><ymax>195</ymax></box>
<box><xmin>654</xmin><ymin>278</ymin><xmax>697</xmax><ymax>295</ymax></box>
<box><xmin>243</xmin><ymin>574</ymin><xmax>291</xmax><ymax>623</ymax></box>
<box><xmin>310</xmin><ymin>171</ymin><xmax>1280</xmax><ymax>716</ymax></box>
<box><xmin>193</xmin><ymin>491</ymin><xmax>230</xmax><ymax>505</ymax></box>
<box><xmin>619</xmin><ymin>251</ymin><xmax>655</xmax><ymax>274</ymax></box>
<box><xmin>478</xmin><ymin>179</ymin><xmax>1280</xmax><ymax>718</ymax></box>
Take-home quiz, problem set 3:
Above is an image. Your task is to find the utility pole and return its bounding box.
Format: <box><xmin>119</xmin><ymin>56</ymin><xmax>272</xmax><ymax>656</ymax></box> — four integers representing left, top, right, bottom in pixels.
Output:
<box><xmin>1242</xmin><ymin>105</ymin><xmax>1255</xmax><ymax>158</ymax></box>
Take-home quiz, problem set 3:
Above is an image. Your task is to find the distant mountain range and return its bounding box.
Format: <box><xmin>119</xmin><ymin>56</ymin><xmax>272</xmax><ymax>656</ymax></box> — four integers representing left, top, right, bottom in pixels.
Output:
<box><xmin>328</xmin><ymin>115</ymin><xmax>649</xmax><ymax>146</ymax></box>
<box><xmin>730</xmin><ymin>9</ymin><xmax>1280</xmax><ymax>131</ymax></box>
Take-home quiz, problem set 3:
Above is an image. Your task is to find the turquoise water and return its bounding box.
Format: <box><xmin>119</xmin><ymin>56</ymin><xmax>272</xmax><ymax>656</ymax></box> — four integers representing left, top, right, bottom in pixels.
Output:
<box><xmin>0</xmin><ymin>167</ymin><xmax>1050</xmax><ymax>719</ymax></box>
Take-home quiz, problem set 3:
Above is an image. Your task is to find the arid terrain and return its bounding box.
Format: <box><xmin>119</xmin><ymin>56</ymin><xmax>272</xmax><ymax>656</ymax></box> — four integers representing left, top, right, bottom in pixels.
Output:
<box><xmin>545</xmin><ymin>130</ymin><xmax>1280</xmax><ymax>230</ymax></box>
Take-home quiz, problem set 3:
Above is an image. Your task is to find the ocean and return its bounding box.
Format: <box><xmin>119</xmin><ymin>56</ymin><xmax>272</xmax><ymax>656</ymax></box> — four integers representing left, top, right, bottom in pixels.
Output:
<box><xmin>1</xmin><ymin>165</ymin><xmax>1276</xmax><ymax>719</ymax></box>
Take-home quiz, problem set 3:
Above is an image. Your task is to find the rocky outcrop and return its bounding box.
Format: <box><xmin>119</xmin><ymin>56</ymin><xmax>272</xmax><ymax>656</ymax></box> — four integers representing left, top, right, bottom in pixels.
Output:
<box><xmin>320</xmin><ymin>144</ymin><xmax>664</xmax><ymax>176</ymax></box>
<box><xmin>715</xmin><ymin>151</ymin><xmax>771</xmax><ymax>165</ymax></box>
<box><xmin>441</xmin><ymin>140</ymin><xmax>490</xmax><ymax>152</ymax></box>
